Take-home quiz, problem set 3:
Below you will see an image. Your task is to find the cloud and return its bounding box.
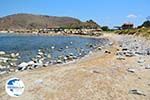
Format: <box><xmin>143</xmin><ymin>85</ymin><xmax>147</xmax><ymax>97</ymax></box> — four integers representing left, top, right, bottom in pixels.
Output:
<box><xmin>127</xmin><ymin>14</ymin><xmax>137</xmax><ymax>18</ymax></box>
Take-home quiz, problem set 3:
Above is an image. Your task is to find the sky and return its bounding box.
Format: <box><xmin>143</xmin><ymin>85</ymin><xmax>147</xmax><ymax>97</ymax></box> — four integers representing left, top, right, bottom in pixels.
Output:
<box><xmin>0</xmin><ymin>0</ymin><xmax>149</xmax><ymax>28</ymax></box>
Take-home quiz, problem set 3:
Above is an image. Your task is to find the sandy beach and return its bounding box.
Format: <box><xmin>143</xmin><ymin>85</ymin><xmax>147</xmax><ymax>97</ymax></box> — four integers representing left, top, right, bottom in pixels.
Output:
<box><xmin>0</xmin><ymin>33</ymin><xmax>150</xmax><ymax>100</ymax></box>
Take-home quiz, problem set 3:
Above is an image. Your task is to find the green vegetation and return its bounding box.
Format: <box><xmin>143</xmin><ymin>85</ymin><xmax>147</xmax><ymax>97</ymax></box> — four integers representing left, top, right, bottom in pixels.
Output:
<box><xmin>60</xmin><ymin>20</ymin><xmax>100</xmax><ymax>29</ymax></box>
<box><xmin>116</xmin><ymin>27</ymin><xmax>150</xmax><ymax>39</ymax></box>
<box><xmin>101</xmin><ymin>26</ymin><xmax>109</xmax><ymax>31</ymax></box>
<box><xmin>115</xmin><ymin>18</ymin><xmax>150</xmax><ymax>39</ymax></box>
<box><xmin>140</xmin><ymin>21</ymin><xmax>150</xmax><ymax>28</ymax></box>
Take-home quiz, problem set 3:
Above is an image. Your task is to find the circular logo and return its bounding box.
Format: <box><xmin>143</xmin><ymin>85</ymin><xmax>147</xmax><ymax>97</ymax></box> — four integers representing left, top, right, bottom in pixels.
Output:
<box><xmin>5</xmin><ymin>77</ymin><xmax>25</xmax><ymax>97</ymax></box>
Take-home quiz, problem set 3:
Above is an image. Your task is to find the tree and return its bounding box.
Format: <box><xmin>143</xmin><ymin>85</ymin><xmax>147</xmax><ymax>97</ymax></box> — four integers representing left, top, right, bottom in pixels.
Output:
<box><xmin>141</xmin><ymin>20</ymin><xmax>150</xmax><ymax>27</ymax></box>
<box><xmin>101</xmin><ymin>26</ymin><xmax>109</xmax><ymax>31</ymax></box>
<box><xmin>138</xmin><ymin>16</ymin><xmax>150</xmax><ymax>28</ymax></box>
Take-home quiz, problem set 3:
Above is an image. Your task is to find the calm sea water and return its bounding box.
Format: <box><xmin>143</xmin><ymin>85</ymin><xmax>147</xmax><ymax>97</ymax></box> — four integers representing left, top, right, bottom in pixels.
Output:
<box><xmin>0</xmin><ymin>33</ymin><xmax>109</xmax><ymax>62</ymax></box>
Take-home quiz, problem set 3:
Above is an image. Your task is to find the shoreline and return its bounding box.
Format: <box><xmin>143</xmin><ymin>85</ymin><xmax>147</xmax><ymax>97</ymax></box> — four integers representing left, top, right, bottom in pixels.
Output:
<box><xmin>1</xmin><ymin>33</ymin><xmax>150</xmax><ymax>100</ymax></box>
<box><xmin>0</xmin><ymin>32</ymin><xmax>103</xmax><ymax>38</ymax></box>
<box><xmin>0</xmin><ymin>33</ymin><xmax>110</xmax><ymax>76</ymax></box>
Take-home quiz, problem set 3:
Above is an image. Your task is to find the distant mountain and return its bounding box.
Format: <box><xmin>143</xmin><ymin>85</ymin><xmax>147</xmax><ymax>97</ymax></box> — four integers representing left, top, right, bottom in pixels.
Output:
<box><xmin>0</xmin><ymin>13</ymin><xmax>100</xmax><ymax>30</ymax></box>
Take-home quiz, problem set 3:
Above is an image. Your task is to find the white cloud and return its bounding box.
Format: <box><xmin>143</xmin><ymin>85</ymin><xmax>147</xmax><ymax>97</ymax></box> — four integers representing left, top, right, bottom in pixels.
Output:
<box><xmin>127</xmin><ymin>14</ymin><xmax>137</xmax><ymax>18</ymax></box>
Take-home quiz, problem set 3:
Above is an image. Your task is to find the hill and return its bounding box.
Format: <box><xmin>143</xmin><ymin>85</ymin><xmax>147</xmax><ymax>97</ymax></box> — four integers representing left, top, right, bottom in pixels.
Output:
<box><xmin>116</xmin><ymin>27</ymin><xmax>150</xmax><ymax>39</ymax></box>
<box><xmin>0</xmin><ymin>13</ymin><xmax>100</xmax><ymax>30</ymax></box>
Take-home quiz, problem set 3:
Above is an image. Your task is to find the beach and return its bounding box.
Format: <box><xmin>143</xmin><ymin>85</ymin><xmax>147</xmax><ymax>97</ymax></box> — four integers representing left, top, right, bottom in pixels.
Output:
<box><xmin>0</xmin><ymin>33</ymin><xmax>150</xmax><ymax>100</ymax></box>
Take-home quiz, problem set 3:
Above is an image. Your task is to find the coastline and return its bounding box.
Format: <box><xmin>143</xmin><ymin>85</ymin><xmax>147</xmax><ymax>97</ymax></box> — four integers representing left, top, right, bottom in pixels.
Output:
<box><xmin>0</xmin><ymin>33</ymin><xmax>109</xmax><ymax>75</ymax></box>
<box><xmin>0</xmin><ymin>32</ymin><xmax>103</xmax><ymax>38</ymax></box>
<box><xmin>0</xmin><ymin>33</ymin><xmax>150</xmax><ymax>100</ymax></box>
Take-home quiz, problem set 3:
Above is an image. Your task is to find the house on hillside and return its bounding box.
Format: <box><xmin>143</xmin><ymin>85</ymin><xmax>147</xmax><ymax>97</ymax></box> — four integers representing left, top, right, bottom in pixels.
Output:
<box><xmin>121</xmin><ymin>23</ymin><xmax>134</xmax><ymax>29</ymax></box>
<box><xmin>114</xmin><ymin>26</ymin><xmax>122</xmax><ymax>30</ymax></box>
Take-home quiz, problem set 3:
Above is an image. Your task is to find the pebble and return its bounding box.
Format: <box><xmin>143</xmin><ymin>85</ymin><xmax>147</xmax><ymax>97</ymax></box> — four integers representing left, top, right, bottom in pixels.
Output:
<box><xmin>104</xmin><ymin>50</ymin><xmax>111</xmax><ymax>54</ymax></box>
<box><xmin>27</xmin><ymin>61</ymin><xmax>35</xmax><ymax>66</ymax></box>
<box><xmin>92</xmin><ymin>70</ymin><xmax>100</xmax><ymax>74</ymax></box>
<box><xmin>63</xmin><ymin>56</ymin><xmax>68</xmax><ymax>61</ymax></box>
<box><xmin>9</xmin><ymin>68</ymin><xmax>15</xmax><ymax>72</ymax></box>
<box><xmin>97</xmin><ymin>47</ymin><xmax>102</xmax><ymax>50</ymax></box>
<box><xmin>51</xmin><ymin>46</ymin><xmax>55</xmax><ymax>49</ymax></box>
<box><xmin>116</xmin><ymin>56</ymin><xmax>125</xmax><ymax>60</ymax></box>
<box><xmin>0</xmin><ymin>71</ymin><xmax>7</xmax><ymax>75</ymax></box>
<box><xmin>69</xmin><ymin>53</ymin><xmax>74</xmax><ymax>56</ymax></box>
<box><xmin>145</xmin><ymin>64</ymin><xmax>150</xmax><ymax>69</ymax></box>
<box><xmin>0</xmin><ymin>51</ymin><xmax>6</xmax><ymax>55</ymax></box>
<box><xmin>47</xmin><ymin>54</ymin><xmax>51</xmax><ymax>59</ymax></box>
<box><xmin>10</xmin><ymin>53</ymin><xmax>16</xmax><ymax>58</ymax></box>
<box><xmin>70</xmin><ymin>41</ymin><xmax>73</xmax><ymax>44</ymax></box>
<box><xmin>18</xmin><ymin>62</ymin><xmax>28</xmax><ymax>71</ymax></box>
<box><xmin>138</xmin><ymin>59</ymin><xmax>145</xmax><ymax>64</ymax></box>
<box><xmin>127</xmin><ymin>68</ymin><xmax>135</xmax><ymax>73</ymax></box>
<box><xmin>125</xmin><ymin>52</ymin><xmax>134</xmax><ymax>57</ymax></box>
<box><xmin>129</xmin><ymin>89</ymin><xmax>146</xmax><ymax>96</ymax></box>
<box><xmin>65</xmin><ymin>46</ymin><xmax>69</xmax><ymax>49</ymax></box>
<box><xmin>38</xmin><ymin>52</ymin><xmax>44</xmax><ymax>55</ymax></box>
<box><xmin>34</xmin><ymin>79</ymin><xmax>43</xmax><ymax>84</ymax></box>
<box><xmin>56</xmin><ymin>59</ymin><xmax>63</xmax><ymax>64</ymax></box>
<box><xmin>109</xmin><ymin>42</ymin><xmax>113</xmax><ymax>46</ymax></box>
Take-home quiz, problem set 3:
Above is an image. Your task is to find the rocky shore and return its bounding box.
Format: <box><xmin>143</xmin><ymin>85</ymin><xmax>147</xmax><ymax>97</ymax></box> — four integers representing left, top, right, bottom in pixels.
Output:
<box><xmin>0</xmin><ymin>35</ymin><xmax>110</xmax><ymax>75</ymax></box>
<box><xmin>0</xmin><ymin>33</ymin><xmax>150</xmax><ymax>100</ymax></box>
